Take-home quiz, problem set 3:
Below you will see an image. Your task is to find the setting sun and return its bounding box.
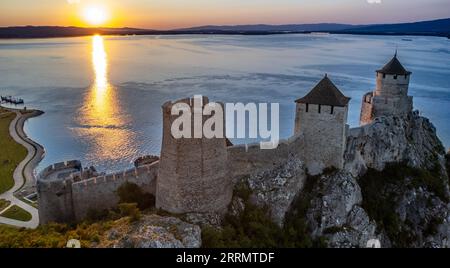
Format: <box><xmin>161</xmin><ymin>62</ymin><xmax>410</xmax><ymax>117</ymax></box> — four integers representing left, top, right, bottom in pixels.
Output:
<box><xmin>83</xmin><ymin>5</ymin><xmax>108</xmax><ymax>26</ymax></box>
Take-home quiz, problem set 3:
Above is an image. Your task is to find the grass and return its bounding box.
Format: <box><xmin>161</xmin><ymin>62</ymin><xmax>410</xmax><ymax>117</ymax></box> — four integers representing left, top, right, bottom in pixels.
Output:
<box><xmin>0</xmin><ymin>108</ymin><xmax>27</xmax><ymax>194</ymax></box>
<box><xmin>0</xmin><ymin>205</ymin><xmax>32</xmax><ymax>222</ymax></box>
<box><xmin>0</xmin><ymin>199</ymin><xmax>11</xmax><ymax>212</ymax></box>
<box><xmin>0</xmin><ymin>221</ymin><xmax>113</xmax><ymax>248</ymax></box>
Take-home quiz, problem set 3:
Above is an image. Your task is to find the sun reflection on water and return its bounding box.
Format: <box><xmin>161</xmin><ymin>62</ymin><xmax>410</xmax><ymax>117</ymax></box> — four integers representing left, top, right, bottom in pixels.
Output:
<box><xmin>76</xmin><ymin>35</ymin><xmax>137</xmax><ymax>166</ymax></box>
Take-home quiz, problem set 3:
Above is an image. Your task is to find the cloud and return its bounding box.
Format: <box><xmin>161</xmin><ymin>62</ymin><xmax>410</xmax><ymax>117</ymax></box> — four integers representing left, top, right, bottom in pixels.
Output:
<box><xmin>367</xmin><ymin>0</ymin><xmax>382</xmax><ymax>4</ymax></box>
<box><xmin>67</xmin><ymin>0</ymin><xmax>80</xmax><ymax>4</ymax></box>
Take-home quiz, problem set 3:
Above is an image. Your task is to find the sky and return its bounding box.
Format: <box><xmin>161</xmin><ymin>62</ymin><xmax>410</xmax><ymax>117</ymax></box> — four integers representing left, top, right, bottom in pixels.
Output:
<box><xmin>0</xmin><ymin>0</ymin><xmax>449</xmax><ymax>29</ymax></box>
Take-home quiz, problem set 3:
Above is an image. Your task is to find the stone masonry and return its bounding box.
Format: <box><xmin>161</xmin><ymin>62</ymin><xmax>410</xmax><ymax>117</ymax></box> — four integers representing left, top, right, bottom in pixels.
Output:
<box><xmin>37</xmin><ymin>55</ymin><xmax>415</xmax><ymax>225</ymax></box>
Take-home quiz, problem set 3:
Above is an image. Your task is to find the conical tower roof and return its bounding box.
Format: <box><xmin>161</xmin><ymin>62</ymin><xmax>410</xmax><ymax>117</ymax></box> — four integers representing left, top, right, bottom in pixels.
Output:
<box><xmin>377</xmin><ymin>53</ymin><xmax>411</xmax><ymax>75</ymax></box>
<box><xmin>295</xmin><ymin>75</ymin><xmax>350</xmax><ymax>107</ymax></box>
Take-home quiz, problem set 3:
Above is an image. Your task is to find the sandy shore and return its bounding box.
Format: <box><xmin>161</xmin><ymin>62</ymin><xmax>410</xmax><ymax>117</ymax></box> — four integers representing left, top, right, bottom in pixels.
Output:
<box><xmin>0</xmin><ymin>106</ymin><xmax>44</xmax><ymax>228</ymax></box>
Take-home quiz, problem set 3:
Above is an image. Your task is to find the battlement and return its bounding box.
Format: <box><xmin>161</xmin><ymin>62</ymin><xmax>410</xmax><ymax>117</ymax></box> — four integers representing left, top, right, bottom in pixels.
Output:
<box><xmin>362</xmin><ymin>92</ymin><xmax>373</xmax><ymax>104</ymax></box>
<box><xmin>377</xmin><ymin>72</ymin><xmax>411</xmax><ymax>81</ymax></box>
<box><xmin>162</xmin><ymin>96</ymin><xmax>211</xmax><ymax>112</ymax></box>
<box><xmin>71</xmin><ymin>161</ymin><xmax>158</xmax><ymax>220</ymax></box>
<box><xmin>39</xmin><ymin>57</ymin><xmax>419</xmax><ymax>224</ymax></box>
<box><xmin>38</xmin><ymin>159</ymin><xmax>159</xmax><ymax>223</ymax></box>
<box><xmin>38</xmin><ymin>160</ymin><xmax>82</xmax><ymax>181</ymax></box>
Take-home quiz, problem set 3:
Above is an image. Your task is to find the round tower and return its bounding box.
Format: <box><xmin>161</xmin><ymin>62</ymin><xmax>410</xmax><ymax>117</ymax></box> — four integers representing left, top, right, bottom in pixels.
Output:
<box><xmin>360</xmin><ymin>53</ymin><xmax>413</xmax><ymax>125</ymax></box>
<box><xmin>156</xmin><ymin>96</ymin><xmax>232</xmax><ymax>214</ymax></box>
<box><xmin>374</xmin><ymin>52</ymin><xmax>412</xmax><ymax>98</ymax></box>
<box><xmin>37</xmin><ymin>161</ymin><xmax>82</xmax><ymax>224</ymax></box>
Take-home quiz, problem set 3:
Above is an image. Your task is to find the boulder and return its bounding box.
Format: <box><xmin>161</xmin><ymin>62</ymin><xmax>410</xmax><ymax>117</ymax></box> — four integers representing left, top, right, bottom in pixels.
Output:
<box><xmin>99</xmin><ymin>214</ymin><xmax>201</xmax><ymax>248</ymax></box>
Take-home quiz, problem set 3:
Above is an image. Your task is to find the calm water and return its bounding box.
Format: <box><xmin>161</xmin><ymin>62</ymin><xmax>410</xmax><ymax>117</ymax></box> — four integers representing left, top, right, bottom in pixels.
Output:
<box><xmin>0</xmin><ymin>34</ymin><xmax>449</xmax><ymax>173</ymax></box>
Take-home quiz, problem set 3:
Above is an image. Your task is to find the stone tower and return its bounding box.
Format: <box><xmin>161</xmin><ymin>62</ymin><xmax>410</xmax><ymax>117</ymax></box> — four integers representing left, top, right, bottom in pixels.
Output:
<box><xmin>37</xmin><ymin>161</ymin><xmax>81</xmax><ymax>224</ymax></box>
<box><xmin>294</xmin><ymin>75</ymin><xmax>350</xmax><ymax>175</ymax></box>
<box><xmin>360</xmin><ymin>53</ymin><xmax>413</xmax><ymax>125</ymax></box>
<box><xmin>156</xmin><ymin>96</ymin><xmax>233</xmax><ymax>214</ymax></box>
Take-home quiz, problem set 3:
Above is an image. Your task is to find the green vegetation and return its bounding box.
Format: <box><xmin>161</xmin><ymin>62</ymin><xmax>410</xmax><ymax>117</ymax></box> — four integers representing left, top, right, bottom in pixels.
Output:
<box><xmin>0</xmin><ymin>109</ymin><xmax>27</xmax><ymax>194</ymax></box>
<box><xmin>0</xmin><ymin>221</ymin><xmax>113</xmax><ymax>248</ymax></box>
<box><xmin>202</xmin><ymin>177</ymin><xmax>326</xmax><ymax>248</ymax></box>
<box><xmin>118</xmin><ymin>203</ymin><xmax>141</xmax><ymax>223</ymax></box>
<box><xmin>0</xmin><ymin>205</ymin><xmax>32</xmax><ymax>222</ymax></box>
<box><xmin>116</xmin><ymin>181</ymin><xmax>155</xmax><ymax>210</ymax></box>
<box><xmin>0</xmin><ymin>199</ymin><xmax>11</xmax><ymax>211</ymax></box>
<box><xmin>359</xmin><ymin>162</ymin><xmax>449</xmax><ymax>248</ymax></box>
<box><xmin>85</xmin><ymin>182</ymin><xmax>155</xmax><ymax>222</ymax></box>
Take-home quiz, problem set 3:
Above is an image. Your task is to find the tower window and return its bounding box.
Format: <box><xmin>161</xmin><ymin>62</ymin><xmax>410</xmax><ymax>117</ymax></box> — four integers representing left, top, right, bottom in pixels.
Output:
<box><xmin>405</xmin><ymin>75</ymin><xmax>408</xmax><ymax>79</ymax></box>
<box><xmin>330</xmin><ymin>106</ymin><xmax>334</xmax><ymax>114</ymax></box>
<box><xmin>318</xmin><ymin>105</ymin><xmax>321</xmax><ymax>113</ymax></box>
<box><xmin>383</xmin><ymin>74</ymin><xmax>386</xmax><ymax>78</ymax></box>
<box><xmin>305</xmin><ymin>103</ymin><xmax>309</xmax><ymax>112</ymax></box>
<box><xmin>394</xmin><ymin>75</ymin><xmax>398</xmax><ymax>80</ymax></box>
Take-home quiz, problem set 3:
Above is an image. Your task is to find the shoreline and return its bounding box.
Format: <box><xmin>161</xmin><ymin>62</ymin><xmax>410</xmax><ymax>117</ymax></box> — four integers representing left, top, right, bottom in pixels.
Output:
<box><xmin>0</xmin><ymin>106</ymin><xmax>43</xmax><ymax>228</ymax></box>
<box><xmin>0</xmin><ymin>31</ymin><xmax>449</xmax><ymax>40</ymax></box>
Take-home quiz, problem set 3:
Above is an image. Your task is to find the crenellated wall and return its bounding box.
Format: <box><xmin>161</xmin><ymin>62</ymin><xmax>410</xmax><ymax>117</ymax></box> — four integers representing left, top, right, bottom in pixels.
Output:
<box><xmin>38</xmin><ymin>160</ymin><xmax>158</xmax><ymax>224</ymax></box>
<box><xmin>72</xmin><ymin>162</ymin><xmax>158</xmax><ymax>221</ymax></box>
<box><xmin>37</xmin><ymin>160</ymin><xmax>82</xmax><ymax>224</ymax></box>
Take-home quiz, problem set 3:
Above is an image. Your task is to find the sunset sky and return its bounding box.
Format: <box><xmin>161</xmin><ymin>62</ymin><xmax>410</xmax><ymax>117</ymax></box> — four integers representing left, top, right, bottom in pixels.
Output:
<box><xmin>1</xmin><ymin>0</ymin><xmax>449</xmax><ymax>29</ymax></box>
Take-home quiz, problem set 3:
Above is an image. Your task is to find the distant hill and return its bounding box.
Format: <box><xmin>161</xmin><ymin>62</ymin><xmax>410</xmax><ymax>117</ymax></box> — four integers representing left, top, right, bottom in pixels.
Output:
<box><xmin>0</xmin><ymin>26</ymin><xmax>155</xmax><ymax>38</ymax></box>
<box><xmin>0</xmin><ymin>18</ymin><xmax>449</xmax><ymax>38</ymax></box>
<box><xmin>176</xmin><ymin>23</ymin><xmax>360</xmax><ymax>32</ymax></box>
<box><xmin>337</xmin><ymin>18</ymin><xmax>450</xmax><ymax>37</ymax></box>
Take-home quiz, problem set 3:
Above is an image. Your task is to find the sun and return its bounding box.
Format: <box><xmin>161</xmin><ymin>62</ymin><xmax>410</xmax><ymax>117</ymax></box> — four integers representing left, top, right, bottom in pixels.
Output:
<box><xmin>83</xmin><ymin>5</ymin><xmax>109</xmax><ymax>26</ymax></box>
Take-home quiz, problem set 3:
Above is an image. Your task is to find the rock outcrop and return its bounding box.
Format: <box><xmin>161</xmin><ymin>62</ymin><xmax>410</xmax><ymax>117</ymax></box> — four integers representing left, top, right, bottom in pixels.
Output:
<box><xmin>246</xmin><ymin>154</ymin><xmax>306</xmax><ymax>226</ymax></box>
<box><xmin>240</xmin><ymin>113</ymin><xmax>450</xmax><ymax>248</ymax></box>
<box><xmin>345</xmin><ymin>112</ymin><xmax>446</xmax><ymax>177</ymax></box>
<box><xmin>304</xmin><ymin>171</ymin><xmax>379</xmax><ymax>248</ymax></box>
<box><xmin>99</xmin><ymin>215</ymin><xmax>201</xmax><ymax>248</ymax></box>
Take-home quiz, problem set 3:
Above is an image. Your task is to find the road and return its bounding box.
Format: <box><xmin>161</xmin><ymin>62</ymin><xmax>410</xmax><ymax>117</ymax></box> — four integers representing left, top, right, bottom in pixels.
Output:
<box><xmin>0</xmin><ymin>108</ymin><xmax>43</xmax><ymax>228</ymax></box>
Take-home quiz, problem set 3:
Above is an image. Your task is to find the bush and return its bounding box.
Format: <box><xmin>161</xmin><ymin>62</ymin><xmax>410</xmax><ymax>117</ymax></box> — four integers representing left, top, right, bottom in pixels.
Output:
<box><xmin>116</xmin><ymin>182</ymin><xmax>155</xmax><ymax>210</ymax></box>
<box><xmin>202</xmin><ymin>179</ymin><xmax>325</xmax><ymax>248</ymax></box>
<box><xmin>359</xmin><ymin>162</ymin><xmax>448</xmax><ymax>248</ymax></box>
<box><xmin>118</xmin><ymin>203</ymin><xmax>141</xmax><ymax>222</ymax></box>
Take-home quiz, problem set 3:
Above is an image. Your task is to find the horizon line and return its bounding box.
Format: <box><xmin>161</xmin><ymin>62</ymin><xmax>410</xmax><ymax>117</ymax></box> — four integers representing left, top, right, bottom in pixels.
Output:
<box><xmin>1</xmin><ymin>16</ymin><xmax>449</xmax><ymax>31</ymax></box>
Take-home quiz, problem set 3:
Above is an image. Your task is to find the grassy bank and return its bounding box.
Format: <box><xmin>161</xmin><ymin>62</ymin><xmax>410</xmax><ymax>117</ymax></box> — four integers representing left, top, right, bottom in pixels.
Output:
<box><xmin>0</xmin><ymin>199</ymin><xmax>11</xmax><ymax>211</ymax></box>
<box><xmin>0</xmin><ymin>205</ymin><xmax>32</xmax><ymax>221</ymax></box>
<box><xmin>0</xmin><ymin>108</ymin><xmax>27</xmax><ymax>194</ymax></box>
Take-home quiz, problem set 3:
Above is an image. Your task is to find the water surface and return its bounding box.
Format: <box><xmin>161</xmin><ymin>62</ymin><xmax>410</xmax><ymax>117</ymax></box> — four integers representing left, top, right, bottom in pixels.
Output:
<box><xmin>0</xmin><ymin>34</ymin><xmax>449</xmax><ymax>172</ymax></box>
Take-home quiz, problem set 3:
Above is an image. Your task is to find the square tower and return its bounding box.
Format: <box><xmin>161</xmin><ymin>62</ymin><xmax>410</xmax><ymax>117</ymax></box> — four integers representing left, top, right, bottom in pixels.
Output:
<box><xmin>294</xmin><ymin>75</ymin><xmax>350</xmax><ymax>175</ymax></box>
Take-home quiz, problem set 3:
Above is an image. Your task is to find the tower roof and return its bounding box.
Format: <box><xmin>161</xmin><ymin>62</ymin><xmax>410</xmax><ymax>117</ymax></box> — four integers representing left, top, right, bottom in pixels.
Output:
<box><xmin>377</xmin><ymin>53</ymin><xmax>411</xmax><ymax>75</ymax></box>
<box><xmin>295</xmin><ymin>75</ymin><xmax>350</xmax><ymax>107</ymax></box>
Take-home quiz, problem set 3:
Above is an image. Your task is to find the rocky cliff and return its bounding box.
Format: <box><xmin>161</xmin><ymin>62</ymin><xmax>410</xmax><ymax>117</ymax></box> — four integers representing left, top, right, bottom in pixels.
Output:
<box><xmin>235</xmin><ymin>112</ymin><xmax>450</xmax><ymax>248</ymax></box>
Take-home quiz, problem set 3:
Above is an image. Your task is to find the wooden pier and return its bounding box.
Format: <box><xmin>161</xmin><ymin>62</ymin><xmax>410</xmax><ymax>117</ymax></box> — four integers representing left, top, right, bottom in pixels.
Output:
<box><xmin>1</xmin><ymin>96</ymin><xmax>24</xmax><ymax>105</ymax></box>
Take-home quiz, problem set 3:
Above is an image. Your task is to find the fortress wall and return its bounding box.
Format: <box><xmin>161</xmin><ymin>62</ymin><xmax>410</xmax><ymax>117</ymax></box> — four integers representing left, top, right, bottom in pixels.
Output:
<box><xmin>372</xmin><ymin>95</ymin><xmax>413</xmax><ymax>118</ymax></box>
<box><xmin>296</xmin><ymin>103</ymin><xmax>348</xmax><ymax>175</ymax></box>
<box><xmin>37</xmin><ymin>177</ymin><xmax>76</xmax><ymax>224</ymax></box>
<box><xmin>37</xmin><ymin>161</ymin><xmax>83</xmax><ymax>224</ymax></box>
<box><xmin>71</xmin><ymin>162</ymin><xmax>159</xmax><ymax>221</ymax></box>
<box><xmin>227</xmin><ymin>135</ymin><xmax>303</xmax><ymax>179</ymax></box>
<box><xmin>38</xmin><ymin>160</ymin><xmax>81</xmax><ymax>180</ymax></box>
<box><xmin>360</xmin><ymin>92</ymin><xmax>374</xmax><ymax>125</ymax></box>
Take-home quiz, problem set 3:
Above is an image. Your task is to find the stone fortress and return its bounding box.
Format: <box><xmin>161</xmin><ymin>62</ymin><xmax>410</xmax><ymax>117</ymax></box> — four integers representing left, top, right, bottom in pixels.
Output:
<box><xmin>37</xmin><ymin>54</ymin><xmax>415</xmax><ymax>224</ymax></box>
